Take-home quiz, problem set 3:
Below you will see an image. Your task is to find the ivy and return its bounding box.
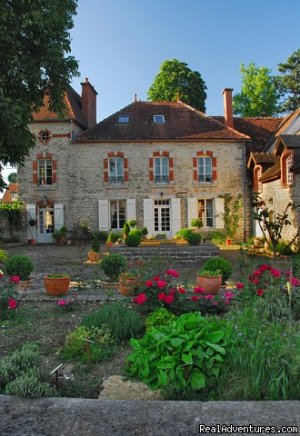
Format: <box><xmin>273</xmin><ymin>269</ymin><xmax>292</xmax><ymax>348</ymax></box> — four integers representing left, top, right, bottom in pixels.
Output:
<box><xmin>0</xmin><ymin>200</ymin><xmax>25</xmax><ymax>233</ymax></box>
<box><xmin>219</xmin><ymin>194</ymin><xmax>242</xmax><ymax>239</ymax></box>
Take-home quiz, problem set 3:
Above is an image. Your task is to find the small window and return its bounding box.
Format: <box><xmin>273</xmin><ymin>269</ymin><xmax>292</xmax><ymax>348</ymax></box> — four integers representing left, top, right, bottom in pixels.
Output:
<box><xmin>118</xmin><ymin>115</ymin><xmax>129</xmax><ymax>124</ymax></box>
<box><xmin>153</xmin><ymin>115</ymin><xmax>165</xmax><ymax>124</ymax></box>
<box><xmin>39</xmin><ymin>130</ymin><xmax>51</xmax><ymax>144</ymax></box>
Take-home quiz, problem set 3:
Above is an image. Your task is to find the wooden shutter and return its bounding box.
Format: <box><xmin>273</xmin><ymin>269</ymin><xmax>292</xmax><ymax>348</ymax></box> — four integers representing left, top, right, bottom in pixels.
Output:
<box><xmin>26</xmin><ymin>204</ymin><xmax>37</xmax><ymax>240</ymax></box>
<box><xmin>171</xmin><ymin>198</ymin><xmax>181</xmax><ymax>237</ymax></box>
<box><xmin>143</xmin><ymin>199</ymin><xmax>154</xmax><ymax>235</ymax></box>
<box><xmin>98</xmin><ymin>199</ymin><xmax>109</xmax><ymax>230</ymax></box>
<box><xmin>214</xmin><ymin>197</ymin><xmax>225</xmax><ymax>229</ymax></box>
<box><xmin>54</xmin><ymin>203</ymin><xmax>64</xmax><ymax>230</ymax></box>
<box><xmin>126</xmin><ymin>199</ymin><xmax>136</xmax><ymax>221</ymax></box>
<box><xmin>187</xmin><ymin>198</ymin><xmax>198</xmax><ymax>228</ymax></box>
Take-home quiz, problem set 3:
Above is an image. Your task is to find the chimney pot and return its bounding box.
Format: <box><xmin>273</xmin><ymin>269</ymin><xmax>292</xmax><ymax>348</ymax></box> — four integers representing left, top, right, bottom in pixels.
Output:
<box><xmin>81</xmin><ymin>78</ymin><xmax>98</xmax><ymax>128</ymax></box>
<box><xmin>222</xmin><ymin>88</ymin><xmax>234</xmax><ymax>128</ymax></box>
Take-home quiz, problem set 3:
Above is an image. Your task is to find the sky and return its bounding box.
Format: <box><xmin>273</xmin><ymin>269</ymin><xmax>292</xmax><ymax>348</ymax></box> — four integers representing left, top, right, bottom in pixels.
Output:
<box><xmin>2</xmin><ymin>0</ymin><xmax>300</xmax><ymax>185</ymax></box>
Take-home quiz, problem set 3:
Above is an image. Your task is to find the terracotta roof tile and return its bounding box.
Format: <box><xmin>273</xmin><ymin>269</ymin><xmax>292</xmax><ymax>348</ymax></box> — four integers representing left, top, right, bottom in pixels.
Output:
<box><xmin>77</xmin><ymin>101</ymin><xmax>249</xmax><ymax>142</ymax></box>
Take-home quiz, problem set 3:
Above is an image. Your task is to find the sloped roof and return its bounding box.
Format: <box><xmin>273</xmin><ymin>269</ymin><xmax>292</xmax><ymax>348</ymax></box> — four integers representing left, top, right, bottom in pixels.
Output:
<box><xmin>279</xmin><ymin>135</ymin><xmax>300</xmax><ymax>149</ymax></box>
<box><xmin>32</xmin><ymin>86</ymin><xmax>88</xmax><ymax>129</ymax></box>
<box><xmin>1</xmin><ymin>183</ymin><xmax>18</xmax><ymax>203</ymax></box>
<box><xmin>77</xmin><ymin>101</ymin><xmax>250</xmax><ymax>142</ymax></box>
<box><xmin>260</xmin><ymin>157</ymin><xmax>280</xmax><ymax>182</ymax></box>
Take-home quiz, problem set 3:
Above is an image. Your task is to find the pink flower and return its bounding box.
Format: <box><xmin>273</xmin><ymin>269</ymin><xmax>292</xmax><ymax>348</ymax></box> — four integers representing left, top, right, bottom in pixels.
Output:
<box><xmin>57</xmin><ymin>299</ymin><xmax>66</xmax><ymax>306</ymax></box>
<box><xmin>134</xmin><ymin>293</ymin><xmax>147</xmax><ymax>305</ymax></box>
<box><xmin>169</xmin><ymin>289</ymin><xmax>175</xmax><ymax>297</ymax></box>
<box><xmin>257</xmin><ymin>289</ymin><xmax>264</xmax><ymax>296</ymax></box>
<box><xmin>224</xmin><ymin>291</ymin><xmax>234</xmax><ymax>299</ymax></box>
<box><xmin>158</xmin><ymin>292</ymin><xmax>166</xmax><ymax>301</ymax></box>
<box><xmin>10</xmin><ymin>275</ymin><xmax>20</xmax><ymax>283</ymax></box>
<box><xmin>236</xmin><ymin>282</ymin><xmax>244</xmax><ymax>289</ymax></box>
<box><xmin>165</xmin><ymin>269</ymin><xmax>179</xmax><ymax>277</ymax></box>
<box><xmin>212</xmin><ymin>301</ymin><xmax>218</xmax><ymax>306</ymax></box>
<box><xmin>270</xmin><ymin>267</ymin><xmax>281</xmax><ymax>278</ymax></box>
<box><xmin>291</xmin><ymin>277</ymin><xmax>300</xmax><ymax>286</ymax></box>
<box><xmin>8</xmin><ymin>298</ymin><xmax>17</xmax><ymax>309</ymax></box>
<box><xmin>194</xmin><ymin>286</ymin><xmax>205</xmax><ymax>294</ymax></box>
<box><xmin>205</xmin><ymin>294</ymin><xmax>214</xmax><ymax>300</ymax></box>
<box><xmin>156</xmin><ymin>279</ymin><xmax>168</xmax><ymax>289</ymax></box>
<box><xmin>177</xmin><ymin>287</ymin><xmax>186</xmax><ymax>294</ymax></box>
<box><xmin>253</xmin><ymin>269</ymin><xmax>262</xmax><ymax>276</ymax></box>
<box><xmin>165</xmin><ymin>295</ymin><xmax>174</xmax><ymax>304</ymax></box>
<box><xmin>145</xmin><ymin>279</ymin><xmax>153</xmax><ymax>287</ymax></box>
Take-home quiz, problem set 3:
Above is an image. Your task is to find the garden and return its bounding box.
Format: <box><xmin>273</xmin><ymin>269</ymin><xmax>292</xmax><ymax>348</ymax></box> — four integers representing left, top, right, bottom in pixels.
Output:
<box><xmin>0</xmin><ymin>238</ymin><xmax>299</xmax><ymax>401</ymax></box>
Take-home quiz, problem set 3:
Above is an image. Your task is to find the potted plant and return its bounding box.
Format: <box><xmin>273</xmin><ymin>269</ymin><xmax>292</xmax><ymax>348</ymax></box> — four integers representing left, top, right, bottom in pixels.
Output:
<box><xmin>185</xmin><ymin>232</ymin><xmax>202</xmax><ymax>246</ymax></box>
<box><xmin>44</xmin><ymin>273</ymin><xmax>70</xmax><ymax>296</ymax></box>
<box><xmin>52</xmin><ymin>226</ymin><xmax>68</xmax><ymax>245</ymax></box>
<box><xmin>5</xmin><ymin>255</ymin><xmax>34</xmax><ymax>294</ymax></box>
<box><xmin>196</xmin><ymin>268</ymin><xmax>222</xmax><ymax>294</ymax></box>
<box><xmin>119</xmin><ymin>270</ymin><xmax>141</xmax><ymax>296</ymax></box>
<box><xmin>88</xmin><ymin>234</ymin><xmax>100</xmax><ymax>262</ymax></box>
<box><xmin>100</xmin><ymin>253</ymin><xmax>127</xmax><ymax>281</ymax></box>
<box><xmin>28</xmin><ymin>218</ymin><xmax>36</xmax><ymax>227</ymax></box>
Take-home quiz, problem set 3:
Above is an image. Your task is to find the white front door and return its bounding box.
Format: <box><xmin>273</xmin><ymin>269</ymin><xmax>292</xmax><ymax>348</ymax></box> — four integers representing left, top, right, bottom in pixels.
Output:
<box><xmin>154</xmin><ymin>199</ymin><xmax>171</xmax><ymax>238</ymax></box>
<box><xmin>37</xmin><ymin>207</ymin><xmax>54</xmax><ymax>243</ymax></box>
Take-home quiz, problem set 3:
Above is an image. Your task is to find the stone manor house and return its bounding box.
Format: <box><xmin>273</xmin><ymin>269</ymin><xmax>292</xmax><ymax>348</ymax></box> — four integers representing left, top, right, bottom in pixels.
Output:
<box><xmin>18</xmin><ymin>78</ymin><xmax>300</xmax><ymax>244</ymax></box>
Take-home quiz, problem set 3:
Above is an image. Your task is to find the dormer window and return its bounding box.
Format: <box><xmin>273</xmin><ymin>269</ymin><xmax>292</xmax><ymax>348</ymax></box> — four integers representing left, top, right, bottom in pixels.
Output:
<box><xmin>118</xmin><ymin>115</ymin><xmax>129</xmax><ymax>124</ymax></box>
<box><xmin>153</xmin><ymin>115</ymin><xmax>165</xmax><ymax>124</ymax></box>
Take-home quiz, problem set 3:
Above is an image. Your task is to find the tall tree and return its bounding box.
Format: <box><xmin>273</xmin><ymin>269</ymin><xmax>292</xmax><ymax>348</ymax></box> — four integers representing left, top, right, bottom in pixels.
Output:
<box><xmin>233</xmin><ymin>63</ymin><xmax>280</xmax><ymax>117</ymax></box>
<box><xmin>148</xmin><ymin>59</ymin><xmax>207</xmax><ymax>112</ymax></box>
<box><xmin>0</xmin><ymin>0</ymin><xmax>79</xmax><ymax>189</ymax></box>
<box><xmin>277</xmin><ymin>48</ymin><xmax>300</xmax><ymax>113</ymax></box>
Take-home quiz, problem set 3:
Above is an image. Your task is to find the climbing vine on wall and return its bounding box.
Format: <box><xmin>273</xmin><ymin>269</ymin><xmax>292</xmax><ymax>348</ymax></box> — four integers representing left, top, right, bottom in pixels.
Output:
<box><xmin>219</xmin><ymin>193</ymin><xmax>242</xmax><ymax>238</ymax></box>
<box><xmin>0</xmin><ymin>201</ymin><xmax>25</xmax><ymax>234</ymax></box>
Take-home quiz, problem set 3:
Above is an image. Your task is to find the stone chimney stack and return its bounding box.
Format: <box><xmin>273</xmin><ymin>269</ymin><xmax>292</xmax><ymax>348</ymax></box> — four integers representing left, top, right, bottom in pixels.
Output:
<box><xmin>81</xmin><ymin>78</ymin><xmax>97</xmax><ymax>128</ymax></box>
<box><xmin>222</xmin><ymin>88</ymin><xmax>234</xmax><ymax>128</ymax></box>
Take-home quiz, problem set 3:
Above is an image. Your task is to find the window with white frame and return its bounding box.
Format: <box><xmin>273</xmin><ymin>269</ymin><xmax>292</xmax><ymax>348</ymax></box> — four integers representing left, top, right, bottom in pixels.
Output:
<box><xmin>198</xmin><ymin>199</ymin><xmax>214</xmax><ymax>227</ymax></box>
<box><xmin>153</xmin><ymin>114</ymin><xmax>165</xmax><ymax>124</ymax></box>
<box><xmin>38</xmin><ymin>159</ymin><xmax>53</xmax><ymax>185</ymax></box>
<box><xmin>286</xmin><ymin>154</ymin><xmax>293</xmax><ymax>185</ymax></box>
<box><xmin>198</xmin><ymin>156</ymin><xmax>212</xmax><ymax>183</ymax></box>
<box><xmin>109</xmin><ymin>157</ymin><xmax>124</xmax><ymax>184</ymax></box>
<box><xmin>154</xmin><ymin>156</ymin><xmax>169</xmax><ymax>183</ymax></box>
<box><xmin>110</xmin><ymin>200</ymin><xmax>126</xmax><ymax>229</ymax></box>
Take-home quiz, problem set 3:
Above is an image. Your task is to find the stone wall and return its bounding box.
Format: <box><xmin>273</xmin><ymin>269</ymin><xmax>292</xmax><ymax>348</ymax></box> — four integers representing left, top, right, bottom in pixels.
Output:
<box><xmin>0</xmin><ymin>212</ymin><xmax>27</xmax><ymax>242</ymax></box>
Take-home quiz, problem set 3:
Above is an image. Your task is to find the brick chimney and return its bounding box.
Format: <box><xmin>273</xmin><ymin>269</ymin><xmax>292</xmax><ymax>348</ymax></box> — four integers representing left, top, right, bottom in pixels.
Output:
<box><xmin>222</xmin><ymin>88</ymin><xmax>234</xmax><ymax>128</ymax></box>
<box><xmin>81</xmin><ymin>78</ymin><xmax>97</xmax><ymax>128</ymax></box>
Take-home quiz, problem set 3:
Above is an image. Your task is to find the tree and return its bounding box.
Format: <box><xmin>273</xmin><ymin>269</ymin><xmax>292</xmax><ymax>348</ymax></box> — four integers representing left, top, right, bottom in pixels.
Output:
<box><xmin>233</xmin><ymin>63</ymin><xmax>280</xmax><ymax>117</ymax></box>
<box><xmin>0</xmin><ymin>0</ymin><xmax>79</xmax><ymax>190</ymax></box>
<box><xmin>277</xmin><ymin>48</ymin><xmax>300</xmax><ymax>113</ymax></box>
<box><xmin>147</xmin><ymin>59</ymin><xmax>207</xmax><ymax>112</ymax></box>
<box><xmin>7</xmin><ymin>173</ymin><xmax>17</xmax><ymax>184</ymax></box>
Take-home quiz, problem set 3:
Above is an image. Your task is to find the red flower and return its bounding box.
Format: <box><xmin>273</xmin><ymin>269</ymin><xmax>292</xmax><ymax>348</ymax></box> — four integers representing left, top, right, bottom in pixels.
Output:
<box><xmin>165</xmin><ymin>295</ymin><xmax>174</xmax><ymax>304</ymax></box>
<box><xmin>270</xmin><ymin>267</ymin><xmax>281</xmax><ymax>278</ymax></box>
<box><xmin>291</xmin><ymin>277</ymin><xmax>300</xmax><ymax>286</ymax></box>
<box><xmin>236</xmin><ymin>282</ymin><xmax>244</xmax><ymax>289</ymax></box>
<box><xmin>259</xmin><ymin>264</ymin><xmax>269</xmax><ymax>272</ymax></box>
<box><xmin>251</xmin><ymin>277</ymin><xmax>260</xmax><ymax>285</ymax></box>
<box><xmin>10</xmin><ymin>275</ymin><xmax>20</xmax><ymax>283</ymax></box>
<box><xmin>158</xmin><ymin>292</ymin><xmax>166</xmax><ymax>301</ymax></box>
<box><xmin>169</xmin><ymin>289</ymin><xmax>175</xmax><ymax>297</ymax></box>
<box><xmin>156</xmin><ymin>279</ymin><xmax>168</xmax><ymax>289</ymax></box>
<box><xmin>8</xmin><ymin>298</ymin><xmax>17</xmax><ymax>309</ymax></box>
<box><xmin>134</xmin><ymin>293</ymin><xmax>147</xmax><ymax>305</ymax></box>
<box><xmin>205</xmin><ymin>294</ymin><xmax>214</xmax><ymax>300</ymax></box>
<box><xmin>191</xmin><ymin>296</ymin><xmax>198</xmax><ymax>302</ymax></box>
<box><xmin>177</xmin><ymin>287</ymin><xmax>186</xmax><ymax>294</ymax></box>
<box><xmin>194</xmin><ymin>286</ymin><xmax>205</xmax><ymax>294</ymax></box>
<box><xmin>153</xmin><ymin>276</ymin><xmax>160</xmax><ymax>281</ymax></box>
<box><xmin>256</xmin><ymin>289</ymin><xmax>264</xmax><ymax>296</ymax></box>
<box><xmin>165</xmin><ymin>269</ymin><xmax>179</xmax><ymax>277</ymax></box>
<box><xmin>253</xmin><ymin>269</ymin><xmax>262</xmax><ymax>276</ymax></box>
<box><xmin>145</xmin><ymin>279</ymin><xmax>153</xmax><ymax>287</ymax></box>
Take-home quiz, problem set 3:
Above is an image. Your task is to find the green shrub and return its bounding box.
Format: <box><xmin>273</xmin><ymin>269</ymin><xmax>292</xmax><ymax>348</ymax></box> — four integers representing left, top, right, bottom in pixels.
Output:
<box><xmin>210</xmin><ymin>230</ymin><xmax>226</xmax><ymax>244</ymax></box>
<box><xmin>0</xmin><ymin>249</ymin><xmax>8</xmax><ymax>264</ymax></box>
<box><xmin>91</xmin><ymin>235</ymin><xmax>100</xmax><ymax>253</ymax></box>
<box><xmin>5</xmin><ymin>369</ymin><xmax>54</xmax><ymax>398</ymax></box>
<box><xmin>201</xmin><ymin>256</ymin><xmax>232</xmax><ymax>283</ymax></box>
<box><xmin>5</xmin><ymin>255</ymin><xmax>34</xmax><ymax>280</ymax></box>
<box><xmin>93</xmin><ymin>231</ymin><xmax>109</xmax><ymax>242</ymax></box>
<box><xmin>129</xmin><ymin>229</ymin><xmax>143</xmax><ymax>238</ymax></box>
<box><xmin>126</xmin><ymin>312</ymin><xmax>229</xmax><ymax>399</ymax></box>
<box><xmin>101</xmin><ymin>253</ymin><xmax>127</xmax><ymax>280</ymax></box>
<box><xmin>175</xmin><ymin>228</ymin><xmax>193</xmax><ymax>240</ymax></box>
<box><xmin>191</xmin><ymin>218</ymin><xmax>203</xmax><ymax>228</ymax></box>
<box><xmin>82</xmin><ymin>302</ymin><xmax>145</xmax><ymax>342</ymax></box>
<box><xmin>141</xmin><ymin>226</ymin><xmax>148</xmax><ymax>236</ymax></box>
<box><xmin>145</xmin><ymin>308</ymin><xmax>176</xmax><ymax>331</ymax></box>
<box><xmin>127</xmin><ymin>219</ymin><xmax>137</xmax><ymax>228</ymax></box>
<box><xmin>185</xmin><ymin>232</ymin><xmax>202</xmax><ymax>246</ymax></box>
<box><xmin>125</xmin><ymin>233</ymin><xmax>142</xmax><ymax>247</ymax></box>
<box><xmin>110</xmin><ymin>231</ymin><xmax>123</xmax><ymax>242</ymax></box>
<box><xmin>62</xmin><ymin>325</ymin><xmax>114</xmax><ymax>363</ymax></box>
<box><xmin>123</xmin><ymin>222</ymin><xmax>130</xmax><ymax>237</ymax></box>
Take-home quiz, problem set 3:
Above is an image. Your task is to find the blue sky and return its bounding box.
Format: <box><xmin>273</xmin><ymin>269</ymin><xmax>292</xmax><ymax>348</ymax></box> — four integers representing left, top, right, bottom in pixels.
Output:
<box><xmin>70</xmin><ymin>0</ymin><xmax>300</xmax><ymax>121</ymax></box>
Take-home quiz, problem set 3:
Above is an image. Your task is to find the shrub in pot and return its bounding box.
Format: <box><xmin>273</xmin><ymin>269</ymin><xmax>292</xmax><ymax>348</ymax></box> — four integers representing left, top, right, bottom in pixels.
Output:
<box><xmin>201</xmin><ymin>256</ymin><xmax>232</xmax><ymax>284</ymax></box>
<box><xmin>185</xmin><ymin>232</ymin><xmax>202</xmax><ymax>246</ymax></box>
<box><xmin>175</xmin><ymin>228</ymin><xmax>193</xmax><ymax>240</ymax></box>
<box><xmin>5</xmin><ymin>255</ymin><xmax>34</xmax><ymax>280</ymax></box>
<box><xmin>125</xmin><ymin>233</ymin><xmax>142</xmax><ymax>247</ymax></box>
<box><xmin>100</xmin><ymin>253</ymin><xmax>127</xmax><ymax>280</ymax></box>
<box><xmin>44</xmin><ymin>273</ymin><xmax>70</xmax><ymax>296</ymax></box>
<box><xmin>196</xmin><ymin>268</ymin><xmax>222</xmax><ymax>294</ymax></box>
<box><xmin>88</xmin><ymin>234</ymin><xmax>100</xmax><ymax>262</ymax></box>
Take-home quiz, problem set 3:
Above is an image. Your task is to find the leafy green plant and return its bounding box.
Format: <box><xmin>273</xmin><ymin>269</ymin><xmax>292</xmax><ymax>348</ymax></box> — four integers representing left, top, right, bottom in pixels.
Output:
<box><xmin>82</xmin><ymin>302</ymin><xmax>145</xmax><ymax>342</ymax></box>
<box><xmin>5</xmin><ymin>369</ymin><xmax>55</xmax><ymax>398</ymax></box>
<box><xmin>220</xmin><ymin>193</ymin><xmax>242</xmax><ymax>239</ymax></box>
<box><xmin>145</xmin><ymin>308</ymin><xmax>176</xmax><ymax>331</ymax></box>
<box><xmin>91</xmin><ymin>234</ymin><xmax>100</xmax><ymax>253</ymax></box>
<box><xmin>185</xmin><ymin>232</ymin><xmax>201</xmax><ymax>246</ymax></box>
<box><xmin>127</xmin><ymin>219</ymin><xmax>137</xmax><ymax>228</ymax></box>
<box><xmin>46</xmin><ymin>273</ymin><xmax>70</xmax><ymax>278</ymax></box>
<box><xmin>126</xmin><ymin>312</ymin><xmax>229</xmax><ymax>399</ymax></box>
<box><xmin>5</xmin><ymin>254</ymin><xmax>34</xmax><ymax>280</ymax></box>
<box><xmin>197</xmin><ymin>268</ymin><xmax>222</xmax><ymax>276</ymax></box>
<box><xmin>62</xmin><ymin>325</ymin><xmax>114</xmax><ymax>363</ymax></box>
<box><xmin>210</xmin><ymin>230</ymin><xmax>227</xmax><ymax>244</ymax></box>
<box><xmin>175</xmin><ymin>228</ymin><xmax>193</xmax><ymax>240</ymax></box>
<box><xmin>0</xmin><ymin>249</ymin><xmax>8</xmax><ymax>264</ymax></box>
<box><xmin>125</xmin><ymin>233</ymin><xmax>142</xmax><ymax>247</ymax></box>
<box><xmin>191</xmin><ymin>218</ymin><xmax>203</xmax><ymax>229</ymax></box>
<box><xmin>141</xmin><ymin>226</ymin><xmax>148</xmax><ymax>236</ymax></box>
<box><xmin>93</xmin><ymin>230</ymin><xmax>109</xmax><ymax>242</ymax></box>
<box><xmin>123</xmin><ymin>222</ymin><xmax>130</xmax><ymax>237</ymax></box>
<box><xmin>129</xmin><ymin>229</ymin><xmax>143</xmax><ymax>238</ymax></box>
<box><xmin>201</xmin><ymin>256</ymin><xmax>232</xmax><ymax>283</ymax></box>
<box><xmin>101</xmin><ymin>253</ymin><xmax>127</xmax><ymax>280</ymax></box>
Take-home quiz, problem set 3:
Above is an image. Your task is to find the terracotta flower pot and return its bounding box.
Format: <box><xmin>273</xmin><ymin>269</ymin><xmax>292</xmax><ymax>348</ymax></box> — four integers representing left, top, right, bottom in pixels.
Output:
<box><xmin>196</xmin><ymin>274</ymin><xmax>222</xmax><ymax>294</ymax></box>
<box><xmin>88</xmin><ymin>251</ymin><xmax>100</xmax><ymax>262</ymax></box>
<box><xmin>119</xmin><ymin>276</ymin><xmax>140</xmax><ymax>297</ymax></box>
<box><xmin>44</xmin><ymin>275</ymin><xmax>70</xmax><ymax>296</ymax></box>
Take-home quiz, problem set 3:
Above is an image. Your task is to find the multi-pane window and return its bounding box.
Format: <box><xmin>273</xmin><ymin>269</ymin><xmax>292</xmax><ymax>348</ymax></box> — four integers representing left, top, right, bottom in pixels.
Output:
<box><xmin>198</xmin><ymin>157</ymin><xmax>212</xmax><ymax>183</ymax></box>
<box><xmin>110</xmin><ymin>200</ymin><xmax>126</xmax><ymax>229</ymax></box>
<box><xmin>109</xmin><ymin>157</ymin><xmax>124</xmax><ymax>184</ymax></box>
<box><xmin>154</xmin><ymin>157</ymin><xmax>169</xmax><ymax>183</ymax></box>
<box><xmin>286</xmin><ymin>154</ymin><xmax>293</xmax><ymax>185</ymax></box>
<box><xmin>38</xmin><ymin>159</ymin><xmax>53</xmax><ymax>185</ymax></box>
<box><xmin>154</xmin><ymin>200</ymin><xmax>170</xmax><ymax>231</ymax></box>
<box><xmin>198</xmin><ymin>199</ymin><xmax>214</xmax><ymax>227</ymax></box>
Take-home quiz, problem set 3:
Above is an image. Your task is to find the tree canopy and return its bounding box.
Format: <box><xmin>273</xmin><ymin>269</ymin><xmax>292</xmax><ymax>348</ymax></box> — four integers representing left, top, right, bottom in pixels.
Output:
<box><xmin>277</xmin><ymin>48</ymin><xmax>300</xmax><ymax>113</ymax></box>
<box><xmin>233</xmin><ymin>63</ymin><xmax>280</xmax><ymax>117</ymax></box>
<box><xmin>147</xmin><ymin>59</ymin><xmax>207</xmax><ymax>112</ymax></box>
<box><xmin>0</xmin><ymin>0</ymin><xmax>79</xmax><ymax>189</ymax></box>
